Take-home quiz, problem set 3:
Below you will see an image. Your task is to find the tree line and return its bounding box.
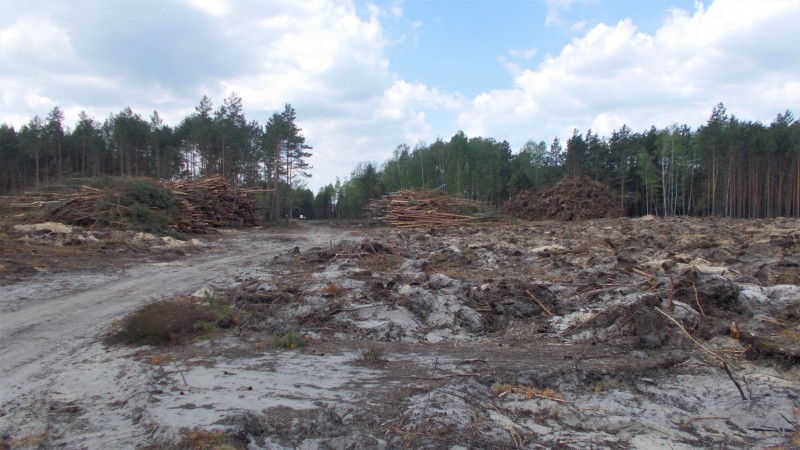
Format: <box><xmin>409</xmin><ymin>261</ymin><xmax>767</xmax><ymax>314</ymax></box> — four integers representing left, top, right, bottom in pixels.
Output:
<box><xmin>2</xmin><ymin>100</ymin><xmax>798</xmax><ymax>220</ymax></box>
<box><xmin>0</xmin><ymin>93</ymin><xmax>316</xmax><ymax>220</ymax></box>
<box><xmin>333</xmin><ymin>103</ymin><xmax>799</xmax><ymax>219</ymax></box>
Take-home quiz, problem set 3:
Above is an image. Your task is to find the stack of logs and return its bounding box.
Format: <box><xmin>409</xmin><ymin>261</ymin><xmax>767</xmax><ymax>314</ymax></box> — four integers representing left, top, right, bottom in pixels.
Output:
<box><xmin>168</xmin><ymin>175</ymin><xmax>258</xmax><ymax>233</ymax></box>
<box><xmin>366</xmin><ymin>190</ymin><xmax>494</xmax><ymax>228</ymax></box>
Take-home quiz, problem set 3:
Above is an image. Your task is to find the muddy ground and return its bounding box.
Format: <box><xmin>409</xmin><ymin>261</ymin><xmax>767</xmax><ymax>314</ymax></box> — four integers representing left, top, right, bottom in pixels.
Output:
<box><xmin>0</xmin><ymin>217</ymin><xmax>799</xmax><ymax>449</ymax></box>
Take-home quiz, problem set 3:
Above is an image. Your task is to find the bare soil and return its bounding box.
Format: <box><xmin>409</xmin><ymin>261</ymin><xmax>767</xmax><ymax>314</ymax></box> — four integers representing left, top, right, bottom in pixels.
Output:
<box><xmin>1</xmin><ymin>217</ymin><xmax>799</xmax><ymax>449</ymax></box>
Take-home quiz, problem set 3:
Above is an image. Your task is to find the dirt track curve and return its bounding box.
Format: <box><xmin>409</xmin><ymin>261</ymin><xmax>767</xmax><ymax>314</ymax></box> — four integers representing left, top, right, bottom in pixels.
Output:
<box><xmin>0</xmin><ymin>224</ymin><xmax>348</xmax><ymax>448</ymax></box>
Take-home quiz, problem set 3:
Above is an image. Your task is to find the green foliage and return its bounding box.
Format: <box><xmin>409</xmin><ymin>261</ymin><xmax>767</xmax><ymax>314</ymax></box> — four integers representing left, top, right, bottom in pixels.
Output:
<box><xmin>2</xmin><ymin>100</ymin><xmax>798</xmax><ymax>219</ymax></box>
<box><xmin>313</xmin><ymin>183</ymin><xmax>337</xmax><ymax>219</ymax></box>
<box><xmin>90</xmin><ymin>178</ymin><xmax>181</xmax><ymax>237</ymax></box>
<box><xmin>272</xmin><ymin>329</ymin><xmax>307</xmax><ymax>349</ymax></box>
<box><xmin>338</xmin><ymin>132</ymin><xmax>520</xmax><ymax>217</ymax></box>
<box><xmin>118</xmin><ymin>178</ymin><xmax>176</xmax><ymax>211</ymax></box>
<box><xmin>194</xmin><ymin>320</ymin><xmax>216</xmax><ymax>336</ymax></box>
<box><xmin>263</xmin><ymin>104</ymin><xmax>313</xmax><ymax>221</ymax></box>
<box><xmin>202</xmin><ymin>290</ymin><xmax>230</xmax><ymax>320</ymax></box>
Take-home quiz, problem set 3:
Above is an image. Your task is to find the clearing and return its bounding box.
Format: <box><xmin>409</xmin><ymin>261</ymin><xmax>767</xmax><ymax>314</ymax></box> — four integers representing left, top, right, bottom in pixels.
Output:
<box><xmin>0</xmin><ymin>217</ymin><xmax>798</xmax><ymax>449</ymax></box>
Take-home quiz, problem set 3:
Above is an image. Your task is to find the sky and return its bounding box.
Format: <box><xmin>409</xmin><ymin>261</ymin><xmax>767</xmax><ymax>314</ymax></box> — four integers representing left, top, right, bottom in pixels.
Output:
<box><xmin>1</xmin><ymin>0</ymin><xmax>799</xmax><ymax>193</ymax></box>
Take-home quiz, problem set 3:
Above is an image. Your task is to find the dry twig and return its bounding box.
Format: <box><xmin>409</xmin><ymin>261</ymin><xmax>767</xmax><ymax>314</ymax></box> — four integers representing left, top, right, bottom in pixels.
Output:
<box><xmin>690</xmin><ymin>282</ymin><xmax>706</xmax><ymax>317</ymax></box>
<box><xmin>655</xmin><ymin>307</ymin><xmax>748</xmax><ymax>400</ymax></box>
<box><xmin>525</xmin><ymin>290</ymin><xmax>553</xmax><ymax>316</ymax></box>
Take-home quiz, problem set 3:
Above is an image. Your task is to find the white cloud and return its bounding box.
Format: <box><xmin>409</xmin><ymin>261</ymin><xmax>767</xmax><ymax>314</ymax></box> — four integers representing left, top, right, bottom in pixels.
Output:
<box><xmin>2</xmin><ymin>0</ymin><xmax>798</xmax><ymax>193</ymax></box>
<box><xmin>500</xmin><ymin>48</ymin><xmax>540</xmax><ymax>76</ymax></box>
<box><xmin>0</xmin><ymin>0</ymin><xmax>465</xmax><ymax>192</ymax></box>
<box><xmin>509</xmin><ymin>47</ymin><xmax>538</xmax><ymax>60</ymax></box>
<box><xmin>0</xmin><ymin>14</ymin><xmax>75</xmax><ymax>71</ymax></box>
<box><xmin>199</xmin><ymin>1</ymin><xmax>466</xmax><ymax>190</ymax></box>
<box><xmin>459</xmin><ymin>0</ymin><xmax>800</xmax><ymax>150</ymax></box>
<box><xmin>187</xmin><ymin>0</ymin><xmax>229</xmax><ymax>17</ymax></box>
<box><xmin>545</xmin><ymin>0</ymin><xmax>576</xmax><ymax>26</ymax></box>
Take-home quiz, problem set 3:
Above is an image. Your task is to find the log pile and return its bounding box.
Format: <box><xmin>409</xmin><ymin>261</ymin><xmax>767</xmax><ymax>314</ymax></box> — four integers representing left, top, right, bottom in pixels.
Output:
<box><xmin>366</xmin><ymin>190</ymin><xmax>497</xmax><ymax>228</ymax></box>
<box><xmin>168</xmin><ymin>175</ymin><xmax>258</xmax><ymax>233</ymax></box>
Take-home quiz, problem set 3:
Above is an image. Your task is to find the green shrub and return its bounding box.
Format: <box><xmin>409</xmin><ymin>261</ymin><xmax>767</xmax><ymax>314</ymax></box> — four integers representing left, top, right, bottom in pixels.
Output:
<box><xmin>272</xmin><ymin>329</ymin><xmax>307</xmax><ymax>349</ymax></box>
<box><xmin>203</xmin><ymin>290</ymin><xmax>230</xmax><ymax>319</ymax></box>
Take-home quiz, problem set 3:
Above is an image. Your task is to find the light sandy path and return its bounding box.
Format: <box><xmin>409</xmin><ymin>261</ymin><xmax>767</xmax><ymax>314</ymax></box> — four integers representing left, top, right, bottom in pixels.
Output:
<box><xmin>0</xmin><ymin>224</ymin><xmax>347</xmax><ymax>447</ymax></box>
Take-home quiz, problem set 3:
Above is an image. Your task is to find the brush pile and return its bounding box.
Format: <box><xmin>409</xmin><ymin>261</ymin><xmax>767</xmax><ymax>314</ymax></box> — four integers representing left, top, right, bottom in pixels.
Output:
<box><xmin>365</xmin><ymin>189</ymin><xmax>498</xmax><ymax>228</ymax></box>
<box><xmin>503</xmin><ymin>177</ymin><xmax>624</xmax><ymax>221</ymax></box>
<box><xmin>0</xmin><ymin>188</ymin><xmax>96</xmax><ymax>219</ymax></box>
<box><xmin>0</xmin><ymin>176</ymin><xmax>257</xmax><ymax>235</ymax></box>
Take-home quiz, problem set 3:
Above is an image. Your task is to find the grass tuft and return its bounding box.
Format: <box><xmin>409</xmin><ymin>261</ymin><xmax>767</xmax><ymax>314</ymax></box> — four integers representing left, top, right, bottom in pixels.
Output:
<box><xmin>106</xmin><ymin>300</ymin><xmax>217</xmax><ymax>346</ymax></box>
<box><xmin>357</xmin><ymin>343</ymin><xmax>388</xmax><ymax>366</ymax></box>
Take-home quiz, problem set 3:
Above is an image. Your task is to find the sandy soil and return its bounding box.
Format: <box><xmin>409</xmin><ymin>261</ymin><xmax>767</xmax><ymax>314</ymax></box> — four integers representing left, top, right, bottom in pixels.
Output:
<box><xmin>0</xmin><ymin>218</ymin><xmax>799</xmax><ymax>449</ymax></box>
<box><xmin>0</xmin><ymin>224</ymin><xmax>347</xmax><ymax>448</ymax></box>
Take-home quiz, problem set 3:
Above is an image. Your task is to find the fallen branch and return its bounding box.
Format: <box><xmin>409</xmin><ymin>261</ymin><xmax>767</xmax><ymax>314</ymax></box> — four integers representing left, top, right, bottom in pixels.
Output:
<box><xmin>748</xmin><ymin>426</ymin><xmax>796</xmax><ymax>432</ymax></box>
<box><xmin>563</xmin><ymin>280</ymin><xmax>649</xmax><ymax>302</ymax></box>
<box><xmin>525</xmin><ymin>290</ymin><xmax>553</xmax><ymax>316</ymax></box>
<box><xmin>680</xmin><ymin>416</ymin><xmax>730</xmax><ymax>428</ymax></box>
<box><xmin>327</xmin><ymin>304</ymin><xmax>384</xmax><ymax>315</ymax></box>
<box><xmin>497</xmin><ymin>389</ymin><xmax>570</xmax><ymax>404</ymax></box>
<box><xmin>655</xmin><ymin>307</ymin><xmax>748</xmax><ymax>400</ymax></box>
<box><xmin>114</xmin><ymin>390</ymin><xmax>148</xmax><ymax>406</ymax></box>
<box><xmin>392</xmin><ymin>373</ymin><xmax>482</xmax><ymax>381</ymax></box>
<box><xmin>173</xmin><ymin>360</ymin><xmax>188</xmax><ymax>387</ymax></box>
<box><xmin>691</xmin><ymin>282</ymin><xmax>706</xmax><ymax>317</ymax></box>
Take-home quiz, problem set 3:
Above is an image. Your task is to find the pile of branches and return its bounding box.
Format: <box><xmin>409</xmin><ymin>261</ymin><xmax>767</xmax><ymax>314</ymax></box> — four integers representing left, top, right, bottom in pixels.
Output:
<box><xmin>0</xmin><ymin>185</ymin><xmax>99</xmax><ymax>217</ymax></box>
<box><xmin>366</xmin><ymin>189</ymin><xmax>498</xmax><ymax>228</ymax></box>
<box><xmin>168</xmin><ymin>175</ymin><xmax>258</xmax><ymax>233</ymax></box>
<box><xmin>503</xmin><ymin>177</ymin><xmax>624</xmax><ymax>221</ymax></box>
<box><xmin>0</xmin><ymin>176</ymin><xmax>257</xmax><ymax>235</ymax></box>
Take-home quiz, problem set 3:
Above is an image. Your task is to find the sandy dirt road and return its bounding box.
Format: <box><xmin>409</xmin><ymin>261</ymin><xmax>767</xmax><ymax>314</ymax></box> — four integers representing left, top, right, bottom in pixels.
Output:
<box><xmin>0</xmin><ymin>224</ymin><xmax>349</xmax><ymax>448</ymax></box>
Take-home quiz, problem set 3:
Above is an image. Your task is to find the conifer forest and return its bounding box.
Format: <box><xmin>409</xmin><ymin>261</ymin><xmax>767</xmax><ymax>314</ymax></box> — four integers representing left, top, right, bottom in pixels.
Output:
<box><xmin>1</xmin><ymin>96</ymin><xmax>797</xmax><ymax>220</ymax></box>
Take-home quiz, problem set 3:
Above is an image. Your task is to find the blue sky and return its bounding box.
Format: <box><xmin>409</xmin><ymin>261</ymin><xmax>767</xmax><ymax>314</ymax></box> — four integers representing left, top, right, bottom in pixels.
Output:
<box><xmin>1</xmin><ymin>0</ymin><xmax>798</xmax><ymax>193</ymax></box>
<box><xmin>383</xmin><ymin>0</ymin><xmax>695</xmax><ymax>97</ymax></box>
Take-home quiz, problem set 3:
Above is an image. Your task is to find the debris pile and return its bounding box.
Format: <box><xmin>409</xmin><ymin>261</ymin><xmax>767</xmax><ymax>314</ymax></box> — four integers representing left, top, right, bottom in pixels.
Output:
<box><xmin>503</xmin><ymin>176</ymin><xmax>624</xmax><ymax>221</ymax></box>
<box><xmin>168</xmin><ymin>175</ymin><xmax>258</xmax><ymax>233</ymax></box>
<box><xmin>0</xmin><ymin>185</ymin><xmax>103</xmax><ymax>219</ymax></box>
<box><xmin>365</xmin><ymin>189</ymin><xmax>498</xmax><ymax>228</ymax></box>
<box><xmin>0</xmin><ymin>175</ymin><xmax>257</xmax><ymax>235</ymax></box>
